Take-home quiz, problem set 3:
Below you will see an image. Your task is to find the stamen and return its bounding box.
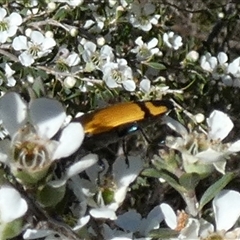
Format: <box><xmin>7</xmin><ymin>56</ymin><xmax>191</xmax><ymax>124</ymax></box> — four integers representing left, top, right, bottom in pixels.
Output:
<box><xmin>14</xmin><ymin>141</ymin><xmax>48</xmax><ymax>170</ymax></box>
<box><xmin>0</xmin><ymin>21</ymin><xmax>8</xmax><ymax>32</ymax></box>
<box><xmin>29</xmin><ymin>45</ymin><xmax>41</xmax><ymax>57</ymax></box>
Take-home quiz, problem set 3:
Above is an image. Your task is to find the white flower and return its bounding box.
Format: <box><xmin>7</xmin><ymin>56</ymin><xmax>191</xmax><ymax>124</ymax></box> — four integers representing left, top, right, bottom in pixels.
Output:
<box><xmin>200</xmin><ymin>52</ymin><xmax>228</xmax><ymax>76</ymax></box>
<box><xmin>92</xmin><ymin>12</ymin><xmax>105</xmax><ymax>32</ymax></box>
<box><xmin>55</xmin><ymin>47</ymin><xmax>80</xmax><ymax>67</ymax></box>
<box><xmin>163</xmin><ymin>32</ymin><xmax>183</xmax><ymax>50</ymax></box>
<box><xmin>226</xmin><ymin>57</ymin><xmax>240</xmax><ymax>87</ymax></box>
<box><xmin>186</xmin><ymin>50</ymin><xmax>199</xmax><ymax>62</ymax></box>
<box><xmin>140</xmin><ymin>79</ymin><xmax>151</xmax><ymax>93</ymax></box>
<box><xmin>114</xmin><ymin>205</ymin><xmax>164</xmax><ymax>237</ymax></box>
<box><xmin>83</xmin><ymin>12</ymin><xmax>105</xmax><ymax>33</ymax></box>
<box><xmin>58</xmin><ymin>50</ymin><xmax>80</xmax><ymax>67</ymax></box>
<box><xmin>23</xmin><ymin>155</ymin><xmax>97</xmax><ymax>239</ymax></box>
<box><xmin>0</xmin><ymin>8</ymin><xmax>22</xmax><ymax>43</ymax></box>
<box><xmin>65</xmin><ymin>52</ymin><xmax>81</xmax><ymax>66</ymax></box>
<box><xmin>131</xmin><ymin>37</ymin><xmax>160</xmax><ymax>61</ymax></box>
<box><xmin>82</xmin><ymin>41</ymin><xmax>114</xmax><ymax>71</ymax></box>
<box><xmin>227</xmin><ymin>57</ymin><xmax>240</xmax><ymax>77</ymax></box>
<box><xmin>196</xmin><ymin>110</ymin><xmax>240</xmax><ymax>173</ymax></box>
<box><xmin>161</xmin><ymin>203</ymin><xmax>210</xmax><ymax>239</ymax></box>
<box><xmin>200</xmin><ymin>52</ymin><xmax>234</xmax><ymax>85</ymax></box>
<box><xmin>12</xmin><ymin>30</ymin><xmax>56</xmax><ymax>66</ymax></box>
<box><xmin>102</xmin><ymin>59</ymin><xmax>136</xmax><ymax>91</ymax></box>
<box><xmin>25</xmin><ymin>0</ymin><xmax>39</xmax><ymax>15</ymax></box>
<box><xmin>165</xmin><ymin>110</ymin><xmax>240</xmax><ymax>174</ymax></box>
<box><xmin>129</xmin><ymin>3</ymin><xmax>160</xmax><ymax>31</ymax></box>
<box><xmin>77</xmin><ymin>156</ymin><xmax>143</xmax><ymax>220</ymax></box>
<box><xmin>0</xmin><ymin>92</ymin><xmax>84</xmax><ymax>183</ymax></box>
<box><xmin>54</xmin><ymin>47</ymin><xmax>81</xmax><ymax>72</ymax></box>
<box><xmin>64</xmin><ymin>76</ymin><xmax>77</xmax><ymax>88</ymax></box>
<box><xmin>161</xmin><ymin>190</ymin><xmax>240</xmax><ymax>239</ymax></box>
<box><xmin>0</xmin><ymin>63</ymin><xmax>16</xmax><ymax>87</ymax></box>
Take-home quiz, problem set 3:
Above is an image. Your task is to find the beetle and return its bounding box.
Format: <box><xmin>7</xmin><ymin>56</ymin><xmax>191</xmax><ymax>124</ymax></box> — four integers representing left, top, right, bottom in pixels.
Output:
<box><xmin>74</xmin><ymin>100</ymin><xmax>174</xmax><ymax>151</ymax></box>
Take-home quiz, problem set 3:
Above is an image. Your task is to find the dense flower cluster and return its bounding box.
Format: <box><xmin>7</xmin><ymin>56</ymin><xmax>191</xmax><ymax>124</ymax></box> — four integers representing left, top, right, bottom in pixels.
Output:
<box><xmin>0</xmin><ymin>1</ymin><xmax>240</xmax><ymax>240</ymax></box>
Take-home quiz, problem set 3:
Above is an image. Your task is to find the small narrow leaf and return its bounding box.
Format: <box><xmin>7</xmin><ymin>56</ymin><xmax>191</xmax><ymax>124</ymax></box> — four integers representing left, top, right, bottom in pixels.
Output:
<box><xmin>179</xmin><ymin>173</ymin><xmax>201</xmax><ymax>190</ymax></box>
<box><xmin>149</xmin><ymin>228</ymin><xmax>179</xmax><ymax>239</ymax></box>
<box><xmin>142</xmin><ymin>168</ymin><xmax>185</xmax><ymax>193</ymax></box>
<box><xmin>142</xmin><ymin>168</ymin><xmax>165</xmax><ymax>178</ymax></box>
<box><xmin>199</xmin><ymin>172</ymin><xmax>235</xmax><ymax>210</ymax></box>
<box><xmin>0</xmin><ymin>70</ymin><xmax>7</xmax><ymax>83</ymax></box>
<box><xmin>143</xmin><ymin>62</ymin><xmax>166</xmax><ymax>70</ymax></box>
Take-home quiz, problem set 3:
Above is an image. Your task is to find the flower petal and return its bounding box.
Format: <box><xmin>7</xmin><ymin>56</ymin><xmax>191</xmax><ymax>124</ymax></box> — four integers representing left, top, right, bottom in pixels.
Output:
<box><xmin>19</xmin><ymin>51</ymin><xmax>34</xmax><ymax>66</ymax></box>
<box><xmin>12</xmin><ymin>35</ymin><xmax>28</xmax><ymax>51</ymax></box>
<box><xmin>140</xmin><ymin>79</ymin><xmax>151</xmax><ymax>93</ymax></box>
<box><xmin>196</xmin><ymin>148</ymin><xmax>225</xmax><ymax>163</ymax></box>
<box><xmin>90</xmin><ymin>207</ymin><xmax>117</xmax><ymax>220</ymax></box>
<box><xmin>23</xmin><ymin>229</ymin><xmax>55</xmax><ymax>239</ymax></box>
<box><xmin>0</xmin><ymin>8</ymin><xmax>7</xmax><ymax>20</ymax></box>
<box><xmin>148</xmin><ymin>38</ymin><xmax>158</xmax><ymax>49</ymax></box>
<box><xmin>217</xmin><ymin>52</ymin><xmax>228</xmax><ymax>65</ymax></box>
<box><xmin>49</xmin><ymin>154</ymin><xmax>97</xmax><ymax>188</ymax></box>
<box><xmin>104</xmin><ymin>77</ymin><xmax>119</xmax><ymax>88</ymax></box>
<box><xmin>123</xmin><ymin>80</ymin><xmax>136</xmax><ymax>91</ymax></box>
<box><xmin>164</xmin><ymin>116</ymin><xmax>188</xmax><ymax>138</ymax></box>
<box><xmin>113</xmin><ymin>156</ymin><xmax>143</xmax><ymax>187</ymax></box>
<box><xmin>0</xmin><ymin>92</ymin><xmax>27</xmax><ymax>136</ymax></box>
<box><xmin>213</xmin><ymin>190</ymin><xmax>240</xmax><ymax>231</ymax></box>
<box><xmin>160</xmin><ymin>203</ymin><xmax>177</xmax><ymax>229</ymax></box>
<box><xmin>30</xmin><ymin>31</ymin><xmax>44</xmax><ymax>44</ymax></box>
<box><xmin>72</xmin><ymin>215</ymin><xmax>90</xmax><ymax>231</ymax></box>
<box><xmin>102</xmin><ymin>223</ymin><xmax>133</xmax><ymax>240</ymax></box>
<box><xmin>29</xmin><ymin>98</ymin><xmax>66</xmax><ymax>139</ymax></box>
<box><xmin>139</xmin><ymin>205</ymin><xmax>164</xmax><ymax>236</ymax></box>
<box><xmin>180</xmin><ymin>218</ymin><xmax>203</xmax><ymax>238</ymax></box>
<box><xmin>8</xmin><ymin>12</ymin><xmax>22</xmax><ymax>27</ymax></box>
<box><xmin>135</xmin><ymin>36</ymin><xmax>143</xmax><ymax>46</ymax></box>
<box><xmin>213</xmin><ymin>160</ymin><xmax>226</xmax><ymax>175</ymax></box>
<box><xmin>65</xmin><ymin>153</ymin><xmax>98</xmax><ymax>179</ymax></box>
<box><xmin>207</xmin><ymin>110</ymin><xmax>233</xmax><ymax>140</ymax></box>
<box><xmin>228</xmin><ymin>140</ymin><xmax>240</xmax><ymax>152</ymax></box>
<box><xmin>41</xmin><ymin>37</ymin><xmax>56</xmax><ymax>51</ymax></box>
<box><xmin>0</xmin><ymin>186</ymin><xmax>28</xmax><ymax>222</ymax></box>
<box><xmin>115</xmin><ymin>210</ymin><xmax>141</xmax><ymax>232</ymax></box>
<box><xmin>52</xmin><ymin>122</ymin><xmax>84</xmax><ymax>159</ymax></box>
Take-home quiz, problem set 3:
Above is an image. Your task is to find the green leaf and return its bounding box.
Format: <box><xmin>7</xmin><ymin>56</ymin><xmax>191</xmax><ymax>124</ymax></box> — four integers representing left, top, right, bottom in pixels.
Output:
<box><xmin>0</xmin><ymin>70</ymin><xmax>7</xmax><ymax>83</ymax></box>
<box><xmin>15</xmin><ymin>167</ymin><xmax>49</xmax><ymax>186</ymax></box>
<box><xmin>199</xmin><ymin>172</ymin><xmax>235</xmax><ymax>210</ymax></box>
<box><xmin>179</xmin><ymin>172</ymin><xmax>201</xmax><ymax>190</ymax></box>
<box><xmin>54</xmin><ymin>7</ymin><xmax>68</xmax><ymax>21</ymax></box>
<box><xmin>142</xmin><ymin>168</ymin><xmax>185</xmax><ymax>193</ymax></box>
<box><xmin>2</xmin><ymin>219</ymin><xmax>23</xmax><ymax>240</ymax></box>
<box><xmin>37</xmin><ymin>184</ymin><xmax>66</xmax><ymax>208</ymax></box>
<box><xmin>143</xmin><ymin>62</ymin><xmax>166</xmax><ymax>70</ymax></box>
<box><xmin>149</xmin><ymin>228</ymin><xmax>179</xmax><ymax>239</ymax></box>
<box><xmin>142</xmin><ymin>168</ymin><xmax>167</xmax><ymax>178</ymax></box>
<box><xmin>31</xmin><ymin>77</ymin><xmax>45</xmax><ymax>97</ymax></box>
